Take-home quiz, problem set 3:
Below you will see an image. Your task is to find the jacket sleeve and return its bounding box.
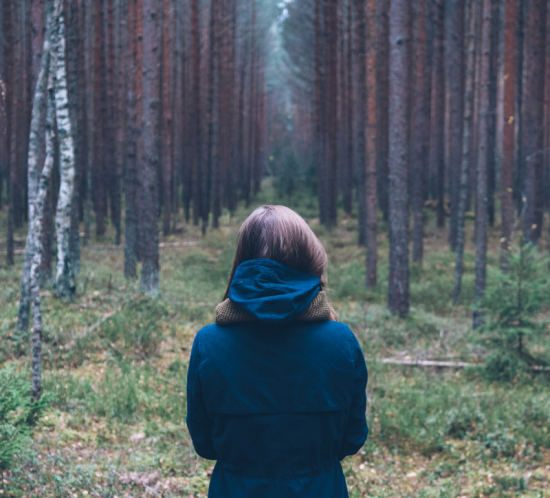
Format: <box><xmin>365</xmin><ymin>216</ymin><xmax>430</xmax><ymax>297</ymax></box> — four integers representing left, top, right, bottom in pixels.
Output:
<box><xmin>338</xmin><ymin>333</ymin><xmax>368</xmax><ymax>461</ymax></box>
<box><xmin>186</xmin><ymin>331</ymin><xmax>217</xmax><ymax>460</ymax></box>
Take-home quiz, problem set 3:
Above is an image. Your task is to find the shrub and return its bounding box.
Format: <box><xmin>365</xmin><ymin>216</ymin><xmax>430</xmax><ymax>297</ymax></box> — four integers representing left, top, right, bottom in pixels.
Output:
<box><xmin>478</xmin><ymin>243</ymin><xmax>550</xmax><ymax>380</ymax></box>
<box><xmin>0</xmin><ymin>365</ymin><xmax>50</xmax><ymax>471</ymax></box>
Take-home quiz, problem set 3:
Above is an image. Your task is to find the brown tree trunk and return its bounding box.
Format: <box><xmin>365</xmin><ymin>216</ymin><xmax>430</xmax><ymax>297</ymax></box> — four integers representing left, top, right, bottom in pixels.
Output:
<box><xmin>191</xmin><ymin>0</ymin><xmax>201</xmax><ymax>226</ymax></box>
<box><xmin>376</xmin><ymin>0</ymin><xmax>390</xmax><ymax>221</ymax></box>
<box><xmin>366</xmin><ymin>0</ymin><xmax>378</xmax><ymax>287</ymax></box>
<box><xmin>356</xmin><ymin>0</ymin><xmax>367</xmax><ymax>243</ymax></box>
<box><xmin>429</xmin><ymin>0</ymin><xmax>445</xmax><ymax>228</ymax></box>
<box><xmin>501</xmin><ymin>0</ymin><xmax>515</xmax><ymax>262</ymax></box>
<box><xmin>411</xmin><ymin>0</ymin><xmax>429</xmax><ymax>264</ymax></box>
<box><xmin>325</xmin><ymin>0</ymin><xmax>338</xmax><ymax>226</ymax></box>
<box><xmin>446</xmin><ymin>0</ymin><xmax>465</xmax><ymax>251</ymax></box>
<box><xmin>161</xmin><ymin>0</ymin><xmax>173</xmax><ymax>235</ymax></box>
<box><xmin>387</xmin><ymin>0</ymin><xmax>410</xmax><ymax>317</ymax></box>
<box><xmin>473</xmin><ymin>0</ymin><xmax>491</xmax><ymax>329</ymax></box>
<box><xmin>522</xmin><ymin>0</ymin><xmax>547</xmax><ymax>243</ymax></box>
<box><xmin>140</xmin><ymin>0</ymin><xmax>160</xmax><ymax>295</ymax></box>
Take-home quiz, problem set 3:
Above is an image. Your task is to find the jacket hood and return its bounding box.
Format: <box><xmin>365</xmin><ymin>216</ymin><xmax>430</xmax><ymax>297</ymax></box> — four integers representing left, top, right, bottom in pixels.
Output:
<box><xmin>228</xmin><ymin>259</ymin><xmax>321</xmax><ymax>324</ymax></box>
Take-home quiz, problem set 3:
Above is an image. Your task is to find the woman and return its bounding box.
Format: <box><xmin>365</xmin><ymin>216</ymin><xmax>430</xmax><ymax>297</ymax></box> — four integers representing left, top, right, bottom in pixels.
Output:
<box><xmin>186</xmin><ymin>205</ymin><xmax>368</xmax><ymax>498</ymax></box>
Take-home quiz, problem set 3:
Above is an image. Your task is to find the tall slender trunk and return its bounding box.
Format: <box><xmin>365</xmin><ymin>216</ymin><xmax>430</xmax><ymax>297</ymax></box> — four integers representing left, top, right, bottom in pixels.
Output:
<box><xmin>387</xmin><ymin>0</ymin><xmax>410</xmax><ymax>317</ymax></box>
<box><xmin>501</xmin><ymin>0</ymin><xmax>515</xmax><ymax>263</ymax></box>
<box><xmin>124</xmin><ymin>0</ymin><xmax>138</xmax><ymax>278</ymax></box>
<box><xmin>161</xmin><ymin>0</ymin><xmax>173</xmax><ymax>235</ymax></box>
<box><xmin>140</xmin><ymin>0</ymin><xmax>160</xmax><ymax>295</ymax></box>
<box><xmin>325</xmin><ymin>0</ymin><xmax>338</xmax><ymax>226</ymax></box>
<box><xmin>355</xmin><ymin>0</ymin><xmax>367</xmax><ymax>243</ymax></box>
<box><xmin>411</xmin><ymin>0</ymin><xmax>428</xmax><ymax>264</ymax></box>
<box><xmin>344</xmin><ymin>0</ymin><xmax>353</xmax><ymax>216</ymax></box>
<box><xmin>365</xmin><ymin>0</ymin><xmax>378</xmax><ymax>287</ymax></box>
<box><xmin>54</xmin><ymin>10</ymin><xmax>76</xmax><ymax>300</ymax></box>
<box><xmin>453</xmin><ymin>0</ymin><xmax>478</xmax><ymax>304</ymax></box>
<box><xmin>429</xmin><ymin>0</ymin><xmax>445</xmax><ymax>228</ymax></box>
<box><xmin>83</xmin><ymin>0</ymin><xmax>94</xmax><ymax>245</ymax></box>
<box><xmin>473</xmin><ymin>0</ymin><xmax>491</xmax><ymax>329</ymax></box>
<box><xmin>18</xmin><ymin>0</ymin><xmax>52</xmax><ymax>333</ymax></box>
<box><xmin>486</xmin><ymin>0</ymin><xmax>499</xmax><ymax>227</ymax></box>
<box><xmin>446</xmin><ymin>0</ymin><xmax>465</xmax><ymax>251</ymax></box>
<box><xmin>376</xmin><ymin>0</ymin><xmax>389</xmax><ymax>221</ymax></box>
<box><xmin>31</xmin><ymin>0</ymin><xmax>57</xmax><ymax>401</ymax></box>
<box><xmin>522</xmin><ymin>0</ymin><xmax>546</xmax><ymax>243</ymax></box>
<box><xmin>191</xmin><ymin>0</ymin><xmax>201</xmax><ymax>226</ymax></box>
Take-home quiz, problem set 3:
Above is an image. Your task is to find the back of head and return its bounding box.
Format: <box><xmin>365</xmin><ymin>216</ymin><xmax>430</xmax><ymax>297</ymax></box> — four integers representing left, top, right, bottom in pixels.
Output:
<box><xmin>224</xmin><ymin>205</ymin><xmax>328</xmax><ymax>299</ymax></box>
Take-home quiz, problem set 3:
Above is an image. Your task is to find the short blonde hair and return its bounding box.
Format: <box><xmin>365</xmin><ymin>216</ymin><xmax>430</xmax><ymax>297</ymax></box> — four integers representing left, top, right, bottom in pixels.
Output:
<box><xmin>224</xmin><ymin>205</ymin><xmax>329</xmax><ymax>300</ymax></box>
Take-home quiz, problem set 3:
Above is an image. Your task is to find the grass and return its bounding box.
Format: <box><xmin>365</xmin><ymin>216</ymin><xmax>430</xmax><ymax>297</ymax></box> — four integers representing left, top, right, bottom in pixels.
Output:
<box><xmin>0</xmin><ymin>182</ymin><xmax>549</xmax><ymax>497</ymax></box>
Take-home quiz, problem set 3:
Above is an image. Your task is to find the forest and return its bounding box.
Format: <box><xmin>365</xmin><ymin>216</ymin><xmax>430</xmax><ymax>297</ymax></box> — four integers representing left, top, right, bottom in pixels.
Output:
<box><xmin>0</xmin><ymin>0</ymin><xmax>550</xmax><ymax>496</ymax></box>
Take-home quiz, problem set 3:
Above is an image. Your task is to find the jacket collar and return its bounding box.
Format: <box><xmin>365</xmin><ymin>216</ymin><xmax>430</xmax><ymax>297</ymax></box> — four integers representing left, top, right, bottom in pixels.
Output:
<box><xmin>215</xmin><ymin>291</ymin><xmax>334</xmax><ymax>325</ymax></box>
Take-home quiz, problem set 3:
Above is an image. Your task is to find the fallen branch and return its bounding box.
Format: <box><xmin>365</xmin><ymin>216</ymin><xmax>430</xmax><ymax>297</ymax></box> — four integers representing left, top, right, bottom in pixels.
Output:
<box><xmin>376</xmin><ymin>357</ymin><xmax>550</xmax><ymax>371</ymax></box>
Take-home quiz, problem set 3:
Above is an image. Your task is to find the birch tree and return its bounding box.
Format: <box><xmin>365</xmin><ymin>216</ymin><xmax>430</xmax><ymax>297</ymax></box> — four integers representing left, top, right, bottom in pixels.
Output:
<box><xmin>17</xmin><ymin>0</ymin><xmax>53</xmax><ymax>334</ymax></box>
<box><xmin>31</xmin><ymin>0</ymin><xmax>59</xmax><ymax>401</ymax></box>
<box><xmin>54</xmin><ymin>9</ymin><xmax>76</xmax><ymax>300</ymax></box>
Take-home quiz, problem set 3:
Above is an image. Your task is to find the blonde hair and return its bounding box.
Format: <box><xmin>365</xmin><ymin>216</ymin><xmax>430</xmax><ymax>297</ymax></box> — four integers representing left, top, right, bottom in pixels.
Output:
<box><xmin>224</xmin><ymin>205</ymin><xmax>329</xmax><ymax>300</ymax></box>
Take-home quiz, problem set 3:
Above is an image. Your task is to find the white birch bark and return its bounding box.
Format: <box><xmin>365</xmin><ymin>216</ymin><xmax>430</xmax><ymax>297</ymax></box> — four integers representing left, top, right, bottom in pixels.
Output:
<box><xmin>54</xmin><ymin>10</ymin><xmax>76</xmax><ymax>299</ymax></box>
<box><xmin>18</xmin><ymin>0</ymin><xmax>54</xmax><ymax>333</ymax></box>
<box><xmin>31</xmin><ymin>0</ymin><xmax>60</xmax><ymax>401</ymax></box>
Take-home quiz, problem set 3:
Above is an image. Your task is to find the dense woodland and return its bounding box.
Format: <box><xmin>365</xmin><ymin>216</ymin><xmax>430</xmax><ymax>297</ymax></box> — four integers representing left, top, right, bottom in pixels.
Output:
<box><xmin>1</xmin><ymin>0</ymin><xmax>550</xmax><ymax>495</ymax></box>
<box><xmin>0</xmin><ymin>0</ymin><xmax>550</xmax><ymax>389</ymax></box>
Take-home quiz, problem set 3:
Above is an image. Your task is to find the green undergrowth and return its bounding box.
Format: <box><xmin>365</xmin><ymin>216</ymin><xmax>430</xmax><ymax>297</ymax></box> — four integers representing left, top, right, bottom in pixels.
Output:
<box><xmin>0</xmin><ymin>187</ymin><xmax>549</xmax><ymax>497</ymax></box>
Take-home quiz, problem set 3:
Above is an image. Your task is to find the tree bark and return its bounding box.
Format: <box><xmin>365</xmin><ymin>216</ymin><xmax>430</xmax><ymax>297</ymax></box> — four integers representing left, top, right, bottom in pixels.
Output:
<box><xmin>31</xmin><ymin>0</ymin><xmax>58</xmax><ymax>401</ymax></box>
<box><xmin>161</xmin><ymin>0</ymin><xmax>173</xmax><ymax>236</ymax></box>
<box><xmin>446</xmin><ymin>0</ymin><xmax>465</xmax><ymax>251</ymax></box>
<box><xmin>453</xmin><ymin>0</ymin><xmax>477</xmax><ymax>304</ymax></box>
<box><xmin>191</xmin><ymin>0</ymin><xmax>201</xmax><ymax>226</ymax></box>
<box><xmin>140</xmin><ymin>0</ymin><xmax>160</xmax><ymax>295</ymax></box>
<box><xmin>429</xmin><ymin>0</ymin><xmax>445</xmax><ymax>228</ymax></box>
<box><xmin>366</xmin><ymin>0</ymin><xmax>378</xmax><ymax>287</ymax></box>
<box><xmin>522</xmin><ymin>0</ymin><xmax>546</xmax><ymax>243</ymax></box>
<box><xmin>18</xmin><ymin>0</ymin><xmax>53</xmax><ymax>333</ymax></box>
<box><xmin>473</xmin><ymin>0</ymin><xmax>491</xmax><ymax>329</ymax></box>
<box><xmin>387</xmin><ymin>0</ymin><xmax>410</xmax><ymax>317</ymax></box>
<box><xmin>376</xmin><ymin>0</ymin><xmax>389</xmax><ymax>221</ymax></box>
<box><xmin>411</xmin><ymin>0</ymin><xmax>429</xmax><ymax>264</ymax></box>
<box><xmin>54</xmin><ymin>9</ymin><xmax>76</xmax><ymax>300</ymax></box>
<box><xmin>501</xmin><ymin>0</ymin><xmax>515</xmax><ymax>263</ymax></box>
<box><xmin>356</xmin><ymin>0</ymin><xmax>367</xmax><ymax>244</ymax></box>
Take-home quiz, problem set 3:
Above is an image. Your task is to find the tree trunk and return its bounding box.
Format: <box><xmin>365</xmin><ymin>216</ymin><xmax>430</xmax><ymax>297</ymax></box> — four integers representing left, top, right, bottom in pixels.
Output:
<box><xmin>387</xmin><ymin>0</ymin><xmax>410</xmax><ymax>317</ymax></box>
<box><xmin>54</xmin><ymin>10</ymin><xmax>76</xmax><ymax>300</ymax></box>
<box><xmin>355</xmin><ymin>0</ymin><xmax>367</xmax><ymax>243</ymax></box>
<box><xmin>376</xmin><ymin>0</ymin><xmax>390</xmax><ymax>221</ymax></box>
<box><xmin>522</xmin><ymin>0</ymin><xmax>546</xmax><ymax>243</ymax></box>
<box><xmin>325</xmin><ymin>0</ymin><xmax>338</xmax><ymax>226</ymax></box>
<box><xmin>366</xmin><ymin>0</ymin><xmax>378</xmax><ymax>287</ymax></box>
<box><xmin>31</xmin><ymin>0</ymin><xmax>58</xmax><ymax>401</ymax></box>
<box><xmin>124</xmin><ymin>0</ymin><xmax>138</xmax><ymax>278</ymax></box>
<box><xmin>191</xmin><ymin>0</ymin><xmax>201</xmax><ymax>226</ymax></box>
<box><xmin>411</xmin><ymin>0</ymin><xmax>429</xmax><ymax>264</ymax></box>
<box><xmin>429</xmin><ymin>0</ymin><xmax>445</xmax><ymax>228</ymax></box>
<box><xmin>18</xmin><ymin>0</ymin><xmax>53</xmax><ymax>333</ymax></box>
<box><xmin>140</xmin><ymin>0</ymin><xmax>160</xmax><ymax>295</ymax></box>
<box><xmin>473</xmin><ymin>0</ymin><xmax>491</xmax><ymax>329</ymax></box>
<box><xmin>83</xmin><ymin>0</ymin><xmax>94</xmax><ymax>246</ymax></box>
<box><xmin>161</xmin><ymin>0</ymin><xmax>173</xmax><ymax>235</ymax></box>
<box><xmin>501</xmin><ymin>0</ymin><xmax>515</xmax><ymax>263</ymax></box>
<box><xmin>453</xmin><ymin>0</ymin><xmax>477</xmax><ymax>304</ymax></box>
<box><xmin>446</xmin><ymin>0</ymin><xmax>465</xmax><ymax>251</ymax></box>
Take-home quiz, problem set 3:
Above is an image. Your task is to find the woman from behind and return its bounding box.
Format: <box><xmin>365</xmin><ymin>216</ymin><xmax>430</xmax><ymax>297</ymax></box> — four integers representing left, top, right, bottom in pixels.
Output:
<box><xmin>186</xmin><ymin>205</ymin><xmax>368</xmax><ymax>498</ymax></box>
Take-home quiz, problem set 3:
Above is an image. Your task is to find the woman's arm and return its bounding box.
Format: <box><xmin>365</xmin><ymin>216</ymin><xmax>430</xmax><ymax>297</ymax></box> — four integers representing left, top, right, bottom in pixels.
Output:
<box><xmin>338</xmin><ymin>334</ymin><xmax>369</xmax><ymax>460</ymax></box>
<box><xmin>186</xmin><ymin>331</ymin><xmax>217</xmax><ymax>460</ymax></box>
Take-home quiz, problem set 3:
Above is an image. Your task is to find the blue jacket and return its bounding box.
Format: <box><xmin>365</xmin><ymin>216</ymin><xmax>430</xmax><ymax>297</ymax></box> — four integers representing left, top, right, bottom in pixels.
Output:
<box><xmin>187</xmin><ymin>259</ymin><xmax>368</xmax><ymax>498</ymax></box>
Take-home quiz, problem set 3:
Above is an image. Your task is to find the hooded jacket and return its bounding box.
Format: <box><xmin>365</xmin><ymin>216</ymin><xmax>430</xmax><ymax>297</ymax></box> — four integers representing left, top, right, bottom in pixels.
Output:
<box><xmin>186</xmin><ymin>259</ymin><xmax>368</xmax><ymax>498</ymax></box>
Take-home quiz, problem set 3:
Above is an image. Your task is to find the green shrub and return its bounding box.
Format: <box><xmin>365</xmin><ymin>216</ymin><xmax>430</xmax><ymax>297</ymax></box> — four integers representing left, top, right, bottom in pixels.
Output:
<box><xmin>478</xmin><ymin>243</ymin><xmax>550</xmax><ymax>380</ymax></box>
<box><xmin>0</xmin><ymin>365</ymin><xmax>50</xmax><ymax>471</ymax></box>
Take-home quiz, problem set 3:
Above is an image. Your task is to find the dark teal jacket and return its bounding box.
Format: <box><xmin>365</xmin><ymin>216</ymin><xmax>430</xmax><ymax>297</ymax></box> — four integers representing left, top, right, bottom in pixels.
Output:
<box><xmin>186</xmin><ymin>259</ymin><xmax>368</xmax><ymax>498</ymax></box>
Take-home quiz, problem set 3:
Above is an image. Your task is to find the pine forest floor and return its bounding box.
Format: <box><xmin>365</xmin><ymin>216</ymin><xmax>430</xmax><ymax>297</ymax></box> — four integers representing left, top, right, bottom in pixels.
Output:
<box><xmin>1</xmin><ymin>184</ymin><xmax>549</xmax><ymax>498</ymax></box>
